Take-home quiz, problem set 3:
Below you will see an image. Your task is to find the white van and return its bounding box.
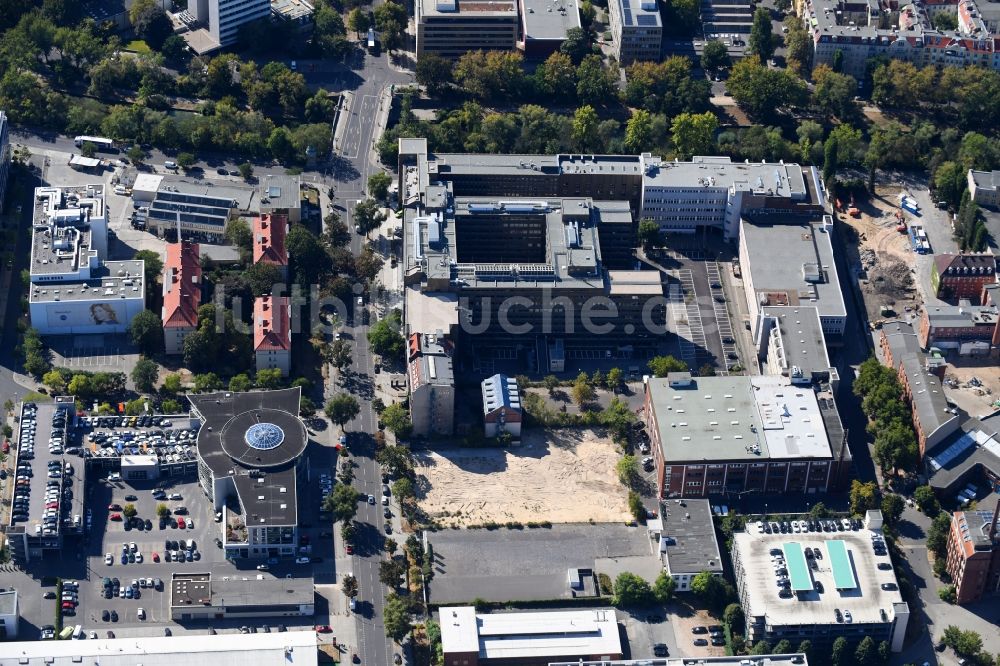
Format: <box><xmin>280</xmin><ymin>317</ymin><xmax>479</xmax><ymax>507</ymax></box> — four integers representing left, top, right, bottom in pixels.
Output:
<box><xmin>72</xmin><ymin>624</ymin><xmax>83</xmax><ymax>639</ymax></box>
<box><xmin>114</xmin><ymin>185</ymin><xmax>127</xmax><ymax>196</ymax></box>
<box><xmin>164</xmin><ymin>161</ymin><xmax>178</xmax><ymax>170</ymax></box>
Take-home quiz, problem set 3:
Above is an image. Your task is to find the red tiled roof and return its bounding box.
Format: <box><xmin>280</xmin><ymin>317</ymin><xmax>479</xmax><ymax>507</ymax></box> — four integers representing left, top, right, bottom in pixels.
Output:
<box><xmin>254</xmin><ymin>295</ymin><xmax>291</xmax><ymax>352</ymax></box>
<box><xmin>162</xmin><ymin>242</ymin><xmax>202</xmax><ymax>329</ymax></box>
<box><xmin>253</xmin><ymin>214</ymin><xmax>288</xmax><ymax>267</ymax></box>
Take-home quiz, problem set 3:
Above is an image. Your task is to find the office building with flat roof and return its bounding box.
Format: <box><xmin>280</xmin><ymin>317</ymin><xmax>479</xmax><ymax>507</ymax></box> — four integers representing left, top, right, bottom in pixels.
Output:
<box><xmin>657</xmin><ymin>498</ymin><xmax>723</xmax><ymax>591</ymax></box>
<box><xmin>944</xmin><ymin>506</ymin><xmax>1000</xmax><ymax>604</ymax></box>
<box><xmin>407</xmin><ymin>332</ymin><xmax>456</xmax><ymax>436</ymax></box>
<box><xmin>440</xmin><ymin>606</ymin><xmax>623</xmax><ymax>666</ymax></box>
<box><xmin>732</xmin><ymin>513</ymin><xmax>909</xmax><ymax>652</ymax></box>
<box><xmin>271</xmin><ymin>0</ymin><xmax>316</xmax><ymax>33</ymax></box>
<box><xmin>260</xmin><ymin>174</ymin><xmax>302</xmax><ymax>223</ymax></box>
<box><xmin>644</xmin><ymin>374</ymin><xmax>850</xmax><ymax>498</ymax></box>
<box><xmin>607</xmin><ymin>0</ymin><xmax>662</xmax><ymax>63</ymax></box>
<box><xmin>0</xmin><ymin>589</ymin><xmax>18</xmax><ymax>639</ymax></box>
<box><xmin>162</xmin><ymin>241</ymin><xmax>202</xmax><ymax>355</ymax></box>
<box><xmin>184</xmin><ymin>0</ymin><xmax>271</xmax><ymax>52</ymax></box>
<box><xmin>0</xmin><ymin>629</ymin><xmax>318</xmax><ymax>664</ymax></box>
<box><xmin>416</xmin><ymin>0</ymin><xmax>520</xmax><ymax>58</ymax></box>
<box><xmin>143</xmin><ymin>178</ymin><xmax>257</xmax><ymax>243</ymax></box>
<box><xmin>739</xmin><ymin>215</ymin><xmax>847</xmax><ymax>336</ymax></box>
<box><xmin>969</xmin><ymin>169</ymin><xmax>1000</xmax><ymax>208</ymax></box>
<box><xmin>519</xmin><ymin>0</ymin><xmax>581</xmax><ymax>56</ymax></box>
<box><xmin>641</xmin><ymin>156</ymin><xmax>823</xmax><ymax>241</ymax></box>
<box><xmin>188</xmin><ymin>389</ymin><xmax>307</xmax><ymax>559</ymax></box>
<box><xmin>756</xmin><ymin>306</ymin><xmax>839</xmax><ymax>390</ymax></box>
<box><xmin>254</xmin><ymin>296</ymin><xmax>291</xmax><ymax>376</ymax></box>
<box><xmin>403</xmin><ymin>187</ymin><xmax>666</xmax><ymax>349</ymax></box>
<box><xmin>170</xmin><ymin>572</ymin><xmax>315</xmax><ymax>620</ymax></box>
<box><xmin>28</xmin><ymin>184</ymin><xmax>145</xmax><ymax>335</ymax></box>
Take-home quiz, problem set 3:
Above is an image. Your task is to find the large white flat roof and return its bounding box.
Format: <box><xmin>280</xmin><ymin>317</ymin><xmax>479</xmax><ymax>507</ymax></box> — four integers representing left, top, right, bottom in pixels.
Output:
<box><xmin>0</xmin><ymin>631</ymin><xmax>318</xmax><ymax>665</ymax></box>
<box><xmin>440</xmin><ymin>607</ymin><xmax>622</xmax><ymax>660</ymax></box>
<box><xmin>132</xmin><ymin>173</ymin><xmax>164</xmax><ymax>193</ymax></box>
<box><xmin>734</xmin><ymin>526</ymin><xmax>905</xmax><ymax>627</ymax></box>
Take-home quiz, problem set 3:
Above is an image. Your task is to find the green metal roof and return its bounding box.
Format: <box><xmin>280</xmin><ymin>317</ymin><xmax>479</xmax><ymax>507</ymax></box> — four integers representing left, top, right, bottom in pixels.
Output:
<box><xmin>827</xmin><ymin>539</ymin><xmax>857</xmax><ymax>590</ymax></box>
<box><xmin>782</xmin><ymin>542</ymin><xmax>812</xmax><ymax>592</ymax></box>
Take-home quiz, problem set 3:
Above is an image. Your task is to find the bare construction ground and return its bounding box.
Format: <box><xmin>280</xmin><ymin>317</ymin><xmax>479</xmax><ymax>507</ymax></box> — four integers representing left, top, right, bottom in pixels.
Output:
<box><xmin>414</xmin><ymin>429</ymin><xmax>629</xmax><ymax>526</ymax></box>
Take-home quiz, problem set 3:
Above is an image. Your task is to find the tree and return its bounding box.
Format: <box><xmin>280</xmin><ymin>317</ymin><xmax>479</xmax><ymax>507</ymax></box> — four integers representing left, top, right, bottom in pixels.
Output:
<box><xmin>379</xmin><ymin>559</ymin><xmax>407</xmax><ymax>588</ymax></box>
<box><xmin>624</xmin><ymin>109</ymin><xmax>654</xmax><ymax>153</ymax></box>
<box><xmin>327</xmin><ymin>339</ymin><xmax>353</xmax><ymax>371</ymax></box>
<box><xmin>933</xmin><ymin>161</ymin><xmax>967</xmax><ymax>209</ymax></box>
<box><xmin>368</xmin><ymin>172</ymin><xmax>392</xmax><ymax>201</ymax></box>
<box><xmin>128</xmin><ymin>309</ymin><xmax>164</xmax><ymax>355</ymax></box>
<box><xmin>229</xmin><ymin>374</ymin><xmax>252</xmax><ymax>392</ymax></box>
<box><xmin>377</xmin><ymin>446</ymin><xmax>414</xmax><ymax>479</ymax></box>
<box><xmin>176</xmin><ymin>152</ymin><xmax>196</xmax><ymax>170</ymax></box>
<box><xmin>391</xmin><ymin>477</ymin><xmax>415</xmax><ymax>502</ymax></box>
<box><xmin>617</xmin><ymin>454</ymin><xmax>640</xmax><ymax>488</ymax></box>
<box><xmin>416</xmin><ymin>53</ymin><xmax>452</xmax><ymax>95</ymax></box>
<box><xmin>135</xmin><ymin>249</ymin><xmax>163</xmax><ymax>302</ymax></box>
<box><xmin>613</xmin><ymin>572</ymin><xmax>654</xmax><ymax>607</ymax></box>
<box><xmin>926</xmin><ymin>512</ymin><xmax>953</xmax><ymax>557</ymax></box>
<box><xmin>323</xmin><ymin>483</ymin><xmax>361</xmax><ymax>523</ymax></box>
<box><xmin>560</xmin><ymin>26</ymin><xmax>590</xmax><ymax>64</ymax></box>
<box><xmin>381</xmin><ymin>403</ymin><xmax>412</xmax><ymax>437</ymax></box>
<box><xmin>724</xmin><ymin>603</ymin><xmax>745</xmax><ymax>631</ymax></box>
<box><xmin>701</xmin><ymin>40</ymin><xmax>731</xmax><ymax>72</ymax></box>
<box><xmin>127</xmin><ymin>145</ymin><xmax>147</xmax><ymax>165</ymax></box>
<box><xmin>238</xmin><ymin>162</ymin><xmax>254</xmax><ymax>180</ymax></box>
<box><xmin>607</xmin><ymin>367</ymin><xmax>624</xmax><ymax>392</ymax></box>
<box><xmin>342</xmin><ymin>574</ymin><xmax>359</xmax><ymax>598</ymax></box>
<box><xmin>671</xmin><ymin>111</ymin><xmax>719</xmax><ymax>158</ymax></box>
<box><xmin>914</xmin><ymin>485</ymin><xmax>940</xmax><ymax>516</ymax></box>
<box><xmin>162</xmin><ymin>373</ymin><xmax>182</xmax><ymax>394</ymax></box>
<box><xmin>830</xmin><ymin>637</ymin><xmax>849</xmax><ymax>666</ymax></box>
<box><xmin>750</xmin><ymin>641</ymin><xmax>773</xmax><ymax>656</ymax></box>
<box><xmin>572</xmin><ymin>377</ymin><xmax>595</xmax><ymax>408</ymax></box>
<box><xmin>749</xmin><ymin>8</ymin><xmax>774</xmax><ymax>62</ymax></box>
<box><xmin>43</xmin><ymin>370</ymin><xmax>67</xmax><ymax>393</ymax></box>
<box><xmin>691</xmin><ymin>571</ymin><xmax>727</xmax><ymax>610</ymax></box>
<box><xmin>131</xmin><ymin>357</ymin><xmax>159</xmax><ymax>393</ymax></box>
<box><xmin>255</xmin><ymin>368</ymin><xmax>283</xmax><ymax>389</ymax></box>
<box><xmin>383</xmin><ymin>593</ymin><xmax>412</xmax><ymax>642</ymax></box>
<box><xmin>812</xmin><ymin>65</ymin><xmax>858</xmax><ymax>119</ymax></box>
<box><xmin>773</xmin><ymin>640</ymin><xmax>793</xmax><ymax>654</ymax></box>
<box><xmin>653</xmin><ymin>570</ymin><xmax>676</xmax><ymax>603</ymax></box>
<box><xmin>727</xmin><ymin>56</ymin><xmax>807</xmax><ymax>118</ymax></box>
<box><xmin>368</xmin><ymin>315</ymin><xmax>405</xmax><ymax>359</ymax></box>
<box><xmin>346</xmin><ymin>7</ymin><xmax>370</xmax><ymax>37</ymax></box>
<box><xmin>576</xmin><ymin>55</ymin><xmax>616</xmax><ymax>106</ymax></box>
<box><xmin>156</xmin><ymin>503</ymin><xmax>170</xmax><ymax>518</ymax></box>
<box><xmin>354</xmin><ymin>198</ymin><xmax>385</xmax><ymax>236</ymax></box>
<box><xmin>648</xmin><ymin>355</ymin><xmax>687</xmax><ymax>377</ymax></box>
<box><xmin>193</xmin><ymin>372</ymin><xmax>223</xmax><ymax>392</ymax></box>
<box><xmin>314</xmin><ymin>3</ymin><xmax>348</xmax><ymax>56</ymax></box>
<box><xmin>850</xmin><ymin>480</ymin><xmax>879</xmax><ymax>515</ymax></box>
<box><xmin>571</xmin><ymin>105</ymin><xmax>600</xmax><ymax>152</ymax></box>
<box><xmin>325</xmin><ymin>394</ymin><xmax>361</xmax><ymax>427</ymax></box>
<box><xmin>536</xmin><ymin>51</ymin><xmax>576</xmax><ymax>99</ymax></box>
<box><xmin>245</xmin><ymin>262</ymin><xmax>283</xmax><ymax>298</ymax></box>
<box><xmin>123</xmin><ymin>503</ymin><xmax>137</xmax><ymax>519</ymax></box>
<box><xmin>796</xmin><ymin>640</ymin><xmax>814</xmax><ymax>664</ymax></box>
<box><xmin>855</xmin><ymin>636</ymin><xmax>876</xmax><ymax>666</ymax></box>
<box><xmin>628</xmin><ymin>490</ymin><xmax>645</xmax><ymax>522</ymax></box>
<box><xmin>225</xmin><ymin>217</ymin><xmax>253</xmax><ymax>252</ymax></box>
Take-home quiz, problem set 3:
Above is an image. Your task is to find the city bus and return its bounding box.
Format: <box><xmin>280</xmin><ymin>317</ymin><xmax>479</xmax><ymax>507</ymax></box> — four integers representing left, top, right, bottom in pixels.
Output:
<box><xmin>367</xmin><ymin>28</ymin><xmax>376</xmax><ymax>51</ymax></box>
<box><xmin>73</xmin><ymin>136</ymin><xmax>116</xmax><ymax>151</ymax></box>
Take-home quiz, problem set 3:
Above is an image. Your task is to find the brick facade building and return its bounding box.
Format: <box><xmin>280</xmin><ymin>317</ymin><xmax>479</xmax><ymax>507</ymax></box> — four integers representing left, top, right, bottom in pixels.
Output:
<box><xmin>945</xmin><ymin>506</ymin><xmax>1000</xmax><ymax>604</ymax></box>
<box><xmin>931</xmin><ymin>254</ymin><xmax>997</xmax><ymax>302</ymax></box>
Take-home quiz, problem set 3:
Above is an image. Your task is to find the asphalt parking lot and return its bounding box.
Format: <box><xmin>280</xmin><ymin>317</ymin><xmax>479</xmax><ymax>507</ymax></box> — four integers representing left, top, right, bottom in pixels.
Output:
<box><xmin>1</xmin><ymin>413</ymin><xmax>342</xmax><ymax>640</ymax></box>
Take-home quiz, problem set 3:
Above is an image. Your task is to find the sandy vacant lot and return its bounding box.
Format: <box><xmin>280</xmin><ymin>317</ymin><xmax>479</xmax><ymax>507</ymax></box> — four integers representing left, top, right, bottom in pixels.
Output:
<box><xmin>414</xmin><ymin>429</ymin><xmax>629</xmax><ymax>525</ymax></box>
